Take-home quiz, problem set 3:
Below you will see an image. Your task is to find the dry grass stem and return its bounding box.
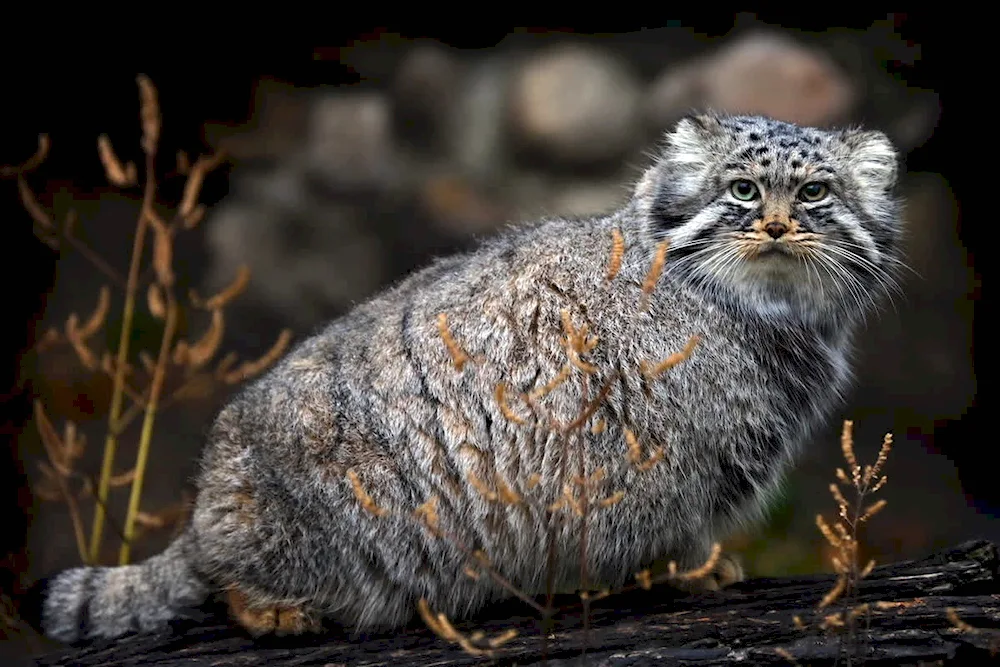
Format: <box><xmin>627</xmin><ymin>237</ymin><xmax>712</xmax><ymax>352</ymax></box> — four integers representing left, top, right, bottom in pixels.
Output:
<box><xmin>221</xmin><ymin>329</ymin><xmax>293</xmax><ymax>384</ymax></box>
<box><xmin>346</xmin><ymin>469</ymin><xmax>389</xmax><ymax>517</ymax></box>
<box><xmin>946</xmin><ymin>607</ymin><xmax>978</xmax><ymax>633</ymax></box>
<box><xmin>417</xmin><ymin>598</ymin><xmax>517</xmax><ymax>657</ymax></box>
<box><xmin>530</xmin><ymin>364</ymin><xmax>571</xmax><ymax>400</ymax></box>
<box><xmin>97</xmin><ymin>135</ymin><xmax>137</xmax><ymax>187</ymax></box>
<box><xmin>639</xmin><ymin>239</ymin><xmax>669</xmax><ymax>309</ymax></box>
<box><xmin>190</xmin><ymin>265</ymin><xmax>251</xmax><ymax>310</ymax></box>
<box><xmin>606</xmin><ymin>228</ymin><xmax>625</xmax><ymax>280</ymax></box>
<box><xmin>641</xmin><ymin>335</ymin><xmax>700</xmax><ymax>380</ymax></box>
<box><xmin>677</xmin><ymin>542</ymin><xmax>722</xmax><ymax>581</ymax></box>
<box><xmin>0</xmin><ymin>133</ymin><xmax>50</xmax><ymax>177</ymax></box>
<box><xmin>9</xmin><ymin>75</ymin><xmax>287</xmax><ymax>565</ymax></box>
<box><xmin>437</xmin><ymin>313</ymin><xmax>470</xmax><ymax>371</ymax></box>
<box><xmin>495</xmin><ymin>383</ymin><xmax>527</xmax><ymax>425</ymax></box>
<box><xmin>414</xmin><ymin>495</ymin><xmax>441</xmax><ymax>535</ymax></box>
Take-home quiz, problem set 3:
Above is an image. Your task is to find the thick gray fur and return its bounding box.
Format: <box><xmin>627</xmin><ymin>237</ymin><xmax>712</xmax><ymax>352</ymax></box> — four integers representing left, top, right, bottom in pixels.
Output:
<box><xmin>40</xmin><ymin>112</ymin><xmax>903</xmax><ymax>643</ymax></box>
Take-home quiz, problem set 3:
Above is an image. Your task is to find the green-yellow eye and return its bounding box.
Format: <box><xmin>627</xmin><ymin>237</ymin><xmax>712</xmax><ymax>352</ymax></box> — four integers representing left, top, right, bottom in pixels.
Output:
<box><xmin>799</xmin><ymin>182</ymin><xmax>829</xmax><ymax>202</ymax></box>
<box><xmin>730</xmin><ymin>179</ymin><xmax>759</xmax><ymax>201</ymax></box>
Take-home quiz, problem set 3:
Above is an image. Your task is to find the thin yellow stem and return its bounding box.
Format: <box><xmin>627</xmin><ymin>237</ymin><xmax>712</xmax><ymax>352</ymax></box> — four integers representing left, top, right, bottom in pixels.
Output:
<box><xmin>87</xmin><ymin>154</ymin><xmax>155</xmax><ymax>564</ymax></box>
<box><xmin>119</xmin><ymin>290</ymin><xmax>177</xmax><ymax>565</ymax></box>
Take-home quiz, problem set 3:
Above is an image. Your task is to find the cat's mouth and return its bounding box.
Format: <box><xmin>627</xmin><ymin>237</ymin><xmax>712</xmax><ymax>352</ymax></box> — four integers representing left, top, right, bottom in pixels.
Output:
<box><xmin>752</xmin><ymin>240</ymin><xmax>798</xmax><ymax>257</ymax></box>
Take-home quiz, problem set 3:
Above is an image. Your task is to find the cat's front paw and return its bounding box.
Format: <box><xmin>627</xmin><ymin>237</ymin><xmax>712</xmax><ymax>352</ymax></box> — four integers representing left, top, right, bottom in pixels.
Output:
<box><xmin>225</xmin><ymin>587</ymin><xmax>323</xmax><ymax>637</ymax></box>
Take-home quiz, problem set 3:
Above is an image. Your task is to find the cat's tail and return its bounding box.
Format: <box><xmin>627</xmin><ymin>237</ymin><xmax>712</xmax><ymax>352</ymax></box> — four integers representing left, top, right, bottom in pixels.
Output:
<box><xmin>23</xmin><ymin>530</ymin><xmax>211</xmax><ymax>643</ymax></box>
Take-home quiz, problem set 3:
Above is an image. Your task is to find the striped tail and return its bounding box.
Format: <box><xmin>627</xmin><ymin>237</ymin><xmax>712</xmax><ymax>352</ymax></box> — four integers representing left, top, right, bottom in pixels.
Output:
<box><xmin>25</xmin><ymin>531</ymin><xmax>210</xmax><ymax>643</ymax></box>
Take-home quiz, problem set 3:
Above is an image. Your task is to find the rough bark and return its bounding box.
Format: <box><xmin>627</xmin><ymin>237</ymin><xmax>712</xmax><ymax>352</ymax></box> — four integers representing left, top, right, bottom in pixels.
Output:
<box><xmin>34</xmin><ymin>540</ymin><xmax>1000</xmax><ymax>666</ymax></box>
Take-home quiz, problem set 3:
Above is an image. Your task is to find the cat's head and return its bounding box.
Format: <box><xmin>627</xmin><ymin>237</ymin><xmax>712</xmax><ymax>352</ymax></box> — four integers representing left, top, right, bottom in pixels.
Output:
<box><xmin>634</xmin><ymin>112</ymin><xmax>903</xmax><ymax>328</ymax></box>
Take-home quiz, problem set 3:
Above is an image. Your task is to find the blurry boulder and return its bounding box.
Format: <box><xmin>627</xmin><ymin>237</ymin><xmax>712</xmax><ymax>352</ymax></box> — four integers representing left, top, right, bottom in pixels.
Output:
<box><xmin>390</xmin><ymin>42</ymin><xmax>466</xmax><ymax>155</ymax></box>
<box><xmin>645</xmin><ymin>32</ymin><xmax>857</xmax><ymax>130</ymax></box>
<box><xmin>450</xmin><ymin>57</ymin><xmax>517</xmax><ymax>181</ymax></box>
<box><xmin>304</xmin><ymin>92</ymin><xmax>397</xmax><ymax>191</ymax></box>
<box><xmin>205</xmin><ymin>162</ymin><xmax>387</xmax><ymax>329</ymax></box>
<box><xmin>508</xmin><ymin>44</ymin><xmax>642</xmax><ymax>166</ymax></box>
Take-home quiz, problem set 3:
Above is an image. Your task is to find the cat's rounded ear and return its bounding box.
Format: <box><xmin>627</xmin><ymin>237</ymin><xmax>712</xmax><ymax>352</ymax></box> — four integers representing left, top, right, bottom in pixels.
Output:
<box><xmin>665</xmin><ymin>112</ymin><xmax>722</xmax><ymax>166</ymax></box>
<box><xmin>841</xmin><ymin>128</ymin><xmax>899</xmax><ymax>192</ymax></box>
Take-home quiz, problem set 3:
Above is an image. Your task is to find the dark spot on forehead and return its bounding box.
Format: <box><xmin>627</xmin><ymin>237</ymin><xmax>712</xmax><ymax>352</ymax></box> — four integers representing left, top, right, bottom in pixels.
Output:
<box><xmin>754</xmin><ymin>146</ymin><xmax>769</xmax><ymax>155</ymax></box>
<box><xmin>760</xmin><ymin>158</ymin><xmax>771</xmax><ymax>167</ymax></box>
<box><xmin>790</xmin><ymin>159</ymin><xmax>802</xmax><ymax>169</ymax></box>
<box><xmin>749</xmin><ymin>132</ymin><xmax>761</xmax><ymax>141</ymax></box>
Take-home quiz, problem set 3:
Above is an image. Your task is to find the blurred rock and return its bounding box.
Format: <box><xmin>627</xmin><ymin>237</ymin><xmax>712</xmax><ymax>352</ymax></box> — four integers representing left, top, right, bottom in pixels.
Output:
<box><xmin>547</xmin><ymin>179</ymin><xmax>631</xmax><ymax>219</ymax></box>
<box><xmin>390</xmin><ymin>42</ymin><xmax>465</xmax><ymax>154</ymax></box>
<box><xmin>205</xmin><ymin>163</ymin><xmax>387</xmax><ymax>328</ymax></box>
<box><xmin>645</xmin><ymin>32</ymin><xmax>856</xmax><ymax>130</ymax></box>
<box><xmin>450</xmin><ymin>57</ymin><xmax>515</xmax><ymax>181</ymax></box>
<box><xmin>419</xmin><ymin>173</ymin><xmax>509</xmax><ymax>236</ymax></box>
<box><xmin>508</xmin><ymin>44</ymin><xmax>641</xmax><ymax>166</ymax></box>
<box><xmin>304</xmin><ymin>92</ymin><xmax>397</xmax><ymax>191</ymax></box>
<box><xmin>204</xmin><ymin>79</ymin><xmax>310</xmax><ymax>161</ymax></box>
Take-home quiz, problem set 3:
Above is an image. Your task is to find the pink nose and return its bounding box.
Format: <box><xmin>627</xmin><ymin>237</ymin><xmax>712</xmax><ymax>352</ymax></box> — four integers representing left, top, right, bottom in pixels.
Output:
<box><xmin>764</xmin><ymin>221</ymin><xmax>789</xmax><ymax>239</ymax></box>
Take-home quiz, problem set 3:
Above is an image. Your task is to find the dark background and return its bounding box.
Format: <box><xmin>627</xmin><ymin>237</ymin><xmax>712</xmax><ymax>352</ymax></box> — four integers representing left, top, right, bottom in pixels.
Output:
<box><xmin>0</xmin><ymin>13</ymin><xmax>982</xmax><ymax>655</ymax></box>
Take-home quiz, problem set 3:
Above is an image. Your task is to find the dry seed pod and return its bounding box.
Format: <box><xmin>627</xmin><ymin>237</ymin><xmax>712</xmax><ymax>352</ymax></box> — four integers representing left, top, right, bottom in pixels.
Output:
<box><xmin>97</xmin><ymin>135</ymin><xmax>137</xmax><ymax>187</ymax></box>
<box><xmin>176</xmin><ymin>150</ymin><xmax>191</xmax><ymax>175</ymax></box>
<box><xmin>18</xmin><ymin>177</ymin><xmax>54</xmax><ymax>230</ymax></box>
<box><xmin>77</xmin><ymin>286</ymin><xmax>111</xmax><ymax>339</ymax></box>
<box><xmin>172</xmin><ymin>340</ymin><xmax>191</xmax><ymax>366</ymax></box>
<box><xmin>137</xmin><ymin>75</ymin><xmax>161</xmax><ymax>155</ymax></box>
<box><xmin>214</xmin><ymin>351</ymin><xmax>238</xmax><ymax>378</ymax></box>
<box><xmin>641</xmin><ymin>239</ymin><xmax>669</xmax><ymax>298</ymax></box>
<box><xmin>606</xmin><ymin>228</ymin><xmax>625</xmax><ymax>280</ymax></box>
<box><xmin>108</xmin><ymin>468</ymin><xmax>138</xmax><ymax>487</ymax></box>
<box><xmin>147</xmin><ymin>283</ymin><xmax>167</xmax><ymax>319</ymax></box>
<box><xmin>100</xmin><ymin>351</ymin><xmax>115</xmax><ymax>376</ymax></box>
<box><xmin>151</xmin><ymin>221</ymin><xmax>174</xmax><ymax>287</ymax></box>
<box><xmin>1</xmin><ymin>133</ymin><xmax>50</xmax><ymax>177</ymax></box>
<box><xmin>178</xmin><ymin>153</ymin><xmax>225</xmax><ymax>220</ymax></box>
<box><xmin>191</xmin><ymin>265</ymin><xmax>250</xmax><ymax>310</ymax></box>
<box><xmin>64</xmin><ymin>315</ymin><xmax>98</xmax><ymax>370</ymax></box>
<box><xmin>222</xmin><ymin>329</ymin><xmax>292</xmax><ymax>384</ymax></box>
<box><xmin>182</xmin><ymin>204</ymin><xmax>206</xmax><ymax>230</ymax></box>
<box><xmin>184</xmin><ymin>309</ymin><xmax>225</xmax><ymax>369</ymax></box>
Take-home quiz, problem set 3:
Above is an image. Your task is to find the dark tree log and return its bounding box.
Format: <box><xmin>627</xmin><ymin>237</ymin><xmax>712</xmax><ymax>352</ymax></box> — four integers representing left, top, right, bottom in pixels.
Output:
<box><xmin>32</xmin><ymin>540</ymin><xmax>1000</xmax><ymax>666</ymax></box>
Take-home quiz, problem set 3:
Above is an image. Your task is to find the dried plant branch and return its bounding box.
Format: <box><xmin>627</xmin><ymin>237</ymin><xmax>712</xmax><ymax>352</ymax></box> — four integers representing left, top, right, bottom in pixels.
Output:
<box><xmin>346</xmin><ymin>469</ymin><xmax>389</xmax><ymax>517</ymax></box>
<box><xmin>178</xmin><ymin>152</ymin><xmax>226</xmax><ymax>228</ymax></box>
<box><xmin>33</xmin><ymin>401</ymin><xmax>88</xmax><ymax>562</ymax></box>
<box><xmin>639</xmin><ymin>239</ymin><xmax>669</xmax><ymax>310</ymax></box>
<box><xmin>437</xmin><ymin>313</ymin><xmax>470</xmax><ymax>371</ymax></box>
<box><xmin>190</xmin><ymin>265</ymin><xmax>251</xmax><ymax>310</ymax></box>
<box><xmin>221</xmin><ymin>329</ymin><xmax>293</xmax><ymax>384</ymax></box>
<box><xmin>640</xmin><ymin>334</ymin><xmax>700</xmax><ymax>380</ymax></box>
<box><xmin>89</xmin><ymin>77</ymin><xmax>160</xmax><ymax>564</ymax></box>
<box><xmin>119</xmin><ymin>288</ymin><xmax>179</xmax><ymax>565</ymax></box>
<box><xmin>1</xmin><ymin>133</ymin><xmax>51</xmax><ymax>177</ymax></box>
<box><xmin>606</xmin><ymin>228</ymin><xmax>625</xmax><ymax>281</ymax></box>
<box><xmin>97</xmin><ymin>135</ymin><xmax>137</xmax><ymax>187</ymax></box>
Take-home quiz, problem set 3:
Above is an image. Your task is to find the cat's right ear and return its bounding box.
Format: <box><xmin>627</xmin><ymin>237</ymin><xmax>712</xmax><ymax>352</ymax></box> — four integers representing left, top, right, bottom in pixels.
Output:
<box><xmin>633</xmin><ymin>113</ymin><xmax>717</xmax><ymax>227</ymax></box>
<box><xmin>665</xmin><ymin>113</ymin><xmax>720</xmax><ymax>169</ymax></box>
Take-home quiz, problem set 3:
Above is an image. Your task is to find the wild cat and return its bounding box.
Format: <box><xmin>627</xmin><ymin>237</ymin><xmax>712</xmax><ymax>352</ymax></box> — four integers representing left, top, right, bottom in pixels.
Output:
<box><xmin>30</xmin><ymin>112</ymin><xmax>902</xmax><ymax>643</ymax></box>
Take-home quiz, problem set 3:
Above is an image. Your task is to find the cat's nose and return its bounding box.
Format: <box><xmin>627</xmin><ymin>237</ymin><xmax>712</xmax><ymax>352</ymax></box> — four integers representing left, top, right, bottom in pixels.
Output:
<box><xmin>764</xmin><ymin>221</ymin><xmax>788</xmax><ymax>239</ymax></box>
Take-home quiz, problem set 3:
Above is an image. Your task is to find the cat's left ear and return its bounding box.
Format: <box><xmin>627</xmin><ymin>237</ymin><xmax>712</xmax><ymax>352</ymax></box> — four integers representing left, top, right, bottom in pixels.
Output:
<box><xmin>840</xmin><ymin>129</ymin><xmax>899</xmax><ymax>192</ymax></box>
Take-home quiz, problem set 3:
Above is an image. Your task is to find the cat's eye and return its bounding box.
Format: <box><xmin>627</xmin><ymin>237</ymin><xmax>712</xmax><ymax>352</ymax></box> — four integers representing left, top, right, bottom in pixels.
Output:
<box><xmin>730</xmin><ymin>180</ymin><xmax>759</xmax><ymax>201</ymax></box>
<box><xmin>798</xmin><ymin>182</ymin><xmax>829</xmax><ymax>202</ymax></box>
